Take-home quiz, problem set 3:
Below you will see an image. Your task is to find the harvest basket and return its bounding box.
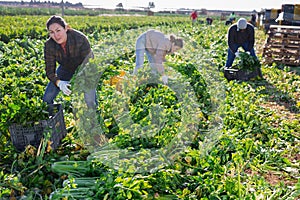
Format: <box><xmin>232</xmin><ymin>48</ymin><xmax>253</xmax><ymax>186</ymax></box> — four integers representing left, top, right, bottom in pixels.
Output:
<box><xmin>224</xmin><ymin>66</ymin><xmax>262</xmax><ymax>81</ymax></box>
<box><xmin>224</xmin><ymin>51</ymin><xmax>263</xmax><ymax>81</ymax></box>
<box><xmin>9</xmin><ymin>104</ymin><xmax>67</xmax><ymax>151</ymax></box>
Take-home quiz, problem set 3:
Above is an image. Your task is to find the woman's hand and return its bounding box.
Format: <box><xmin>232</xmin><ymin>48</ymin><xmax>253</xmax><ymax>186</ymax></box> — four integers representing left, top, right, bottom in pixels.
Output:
<box><xmin>57</xmin><ymin>80</ymin><xmax>72</xmax><ymax>95</ymax></box>
<box><xmin>162</xmin><ymin>75</ymin><xmax>168</xmax><ymax>85</ymax></box>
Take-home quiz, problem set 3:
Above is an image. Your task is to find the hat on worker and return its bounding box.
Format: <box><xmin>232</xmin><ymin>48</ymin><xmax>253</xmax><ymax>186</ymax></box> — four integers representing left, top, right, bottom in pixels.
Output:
<box><xmin>237</xmin><ymin>18</ymin><xmax>247</xmax><ymax>30</ymax></box>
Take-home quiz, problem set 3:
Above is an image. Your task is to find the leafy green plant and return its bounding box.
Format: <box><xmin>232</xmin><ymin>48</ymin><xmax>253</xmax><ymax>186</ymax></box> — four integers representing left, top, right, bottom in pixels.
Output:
<box><xmin>235</xmin><ymin>52</ymin><xmax>261</xmax><ymax>71</ymax></box>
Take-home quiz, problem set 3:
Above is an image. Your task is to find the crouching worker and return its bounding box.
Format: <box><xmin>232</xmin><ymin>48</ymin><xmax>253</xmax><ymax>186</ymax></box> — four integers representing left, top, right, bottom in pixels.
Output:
<box><xmin>225</xmin><ymin>18</ymin><xmax>258</xmax><ymax>68</ymax></box>
<box><xmin>133</xmin><ymin>29</ymin><xmax>184</xmax><ymax>85</ymax></box>
<box><xmin>206</xmin><ymin>17</ymin><xmax>213</xmax><ymax>25</ymax></box>
<box><xmin>42</xmin><ymin>15</ymin><xmax>97</xmax><ymax>109</ymax></box>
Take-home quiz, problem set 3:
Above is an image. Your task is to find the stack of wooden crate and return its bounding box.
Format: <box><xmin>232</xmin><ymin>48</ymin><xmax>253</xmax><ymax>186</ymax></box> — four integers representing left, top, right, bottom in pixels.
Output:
<box><xmin>262</xmin><ymin>25</ymin><xmax>300</xmax><ymax>66</ymax></box>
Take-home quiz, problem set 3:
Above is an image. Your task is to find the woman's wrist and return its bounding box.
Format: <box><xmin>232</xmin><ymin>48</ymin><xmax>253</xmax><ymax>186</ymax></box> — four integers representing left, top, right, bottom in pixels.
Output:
<box><xmin>56</xmin><ymin>80</ymin><xmax>60</xmax><ymax>87</ymax></box>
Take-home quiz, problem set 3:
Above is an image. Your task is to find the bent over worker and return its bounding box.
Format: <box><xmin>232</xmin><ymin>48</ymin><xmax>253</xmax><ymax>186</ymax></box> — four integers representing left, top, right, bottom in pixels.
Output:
<box><xmin>225</xmin><ymin>18</ymin><xmax>258</xmax><ymax>68</ymax></box>
<box><xmin>133</xmin><ymin>29</ymin><xmax>184</xmax><ymax>85</ymax></box>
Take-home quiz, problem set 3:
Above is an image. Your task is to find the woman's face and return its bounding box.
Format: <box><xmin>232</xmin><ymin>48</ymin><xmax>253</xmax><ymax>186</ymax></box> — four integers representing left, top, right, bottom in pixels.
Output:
<box><xmin>48</xmin><ymin>23</ymin><xmax>67</xmax><ymax>44</ymax></box>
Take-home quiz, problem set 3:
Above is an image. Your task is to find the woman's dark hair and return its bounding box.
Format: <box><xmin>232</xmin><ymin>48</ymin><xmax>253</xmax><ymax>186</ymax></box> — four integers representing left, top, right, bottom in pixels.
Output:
<box><xmin>46</xmin><ymin>15</ymin><xmax>67</xmax><ymax>30</ymax></box>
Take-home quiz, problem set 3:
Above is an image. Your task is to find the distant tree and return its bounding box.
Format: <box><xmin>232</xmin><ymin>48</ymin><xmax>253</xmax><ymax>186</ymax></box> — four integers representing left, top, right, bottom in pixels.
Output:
<box><xmin>149</xmin><ymin>2</ymin><xmax>155</xmax><ymax>8</ymax></box>
<box><xmin>116</xmin><ymin>3</ymin><xmax>124</xmax><ymax>11</ymax></box>
<box><xmin>116</xmin><ymin>3</ymin><xmax>123</xmax><ymax>8</ymax></box>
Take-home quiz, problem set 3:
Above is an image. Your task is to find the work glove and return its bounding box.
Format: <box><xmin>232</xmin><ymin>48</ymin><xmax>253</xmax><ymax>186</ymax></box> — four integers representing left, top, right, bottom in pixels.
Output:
<box><xmin>57</xmin><ymin>80</ymin><xmax>71</xmax><ymax>96</ymax></box>
<box><xmin>246</xmin><ymin>51</ymin><xmax>250</xmax><ymax>55</ymax></box>
<box><xmin>235</xmin><ymin>52</ymin><xmax>240</xmax><ymax>57</ymax></box>
<box><xmin>162</xmin><ymin>75</ymin><xmax>168</xmax><ymax>85</ymax></box>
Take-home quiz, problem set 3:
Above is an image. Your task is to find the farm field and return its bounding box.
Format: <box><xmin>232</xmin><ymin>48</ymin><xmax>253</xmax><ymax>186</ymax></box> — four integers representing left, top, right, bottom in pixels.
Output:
<box><xmin>0</xmin><ymin>14</ymin><xmax>299</xmax><ymax>200</ymax></box>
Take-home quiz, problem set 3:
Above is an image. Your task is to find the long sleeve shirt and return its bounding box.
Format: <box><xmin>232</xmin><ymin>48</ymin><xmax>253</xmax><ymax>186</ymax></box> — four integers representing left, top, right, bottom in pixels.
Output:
<box><xmin>190</xmin><ymin>11</ymin><xmax>198</xmax><ymax>20</ymax></box>
<box><xmin>227</xmin><ymin>23</ymin><xmax>255</xmax><ymax>53</ymax></box>
<box><xmin>144</xmin><ymin>29</ymin><xmax>172</xmax><ymax>64</ymax></box>
<box><xmin>44</xmin><ymin>29</ymin><xmax>92</xmax><ymax>84</ymax></box>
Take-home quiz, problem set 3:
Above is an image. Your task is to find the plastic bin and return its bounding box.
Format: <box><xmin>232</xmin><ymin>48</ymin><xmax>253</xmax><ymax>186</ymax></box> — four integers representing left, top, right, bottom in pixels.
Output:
<box><xmin>224</xmin><ymin>67</ymin><xmax>262</xmax><ymax>81</ymax></box>
<box><xmin>9</xmin><ymin>104</ymin><xmax>67</xmax><ymax>151</ymax></box>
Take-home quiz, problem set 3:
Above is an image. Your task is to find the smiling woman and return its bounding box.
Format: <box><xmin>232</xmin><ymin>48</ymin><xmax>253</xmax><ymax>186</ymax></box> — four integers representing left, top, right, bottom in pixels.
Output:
<box><xmin>42</xmin><ymin>15</ymin><xmax>97</xmax><ymax>109</ymax></box>
<box><xmin>46</xmin><ymin>16</ymin><xmax>69</xmax><ymax>45</ymax></box>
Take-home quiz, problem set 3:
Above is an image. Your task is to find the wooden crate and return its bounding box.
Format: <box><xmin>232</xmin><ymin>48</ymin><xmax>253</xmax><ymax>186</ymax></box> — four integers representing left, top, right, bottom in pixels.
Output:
<box><xmin>263</xmin><ymin>25</ymin><xmax>300</xmax><ymax>66</ymax></box>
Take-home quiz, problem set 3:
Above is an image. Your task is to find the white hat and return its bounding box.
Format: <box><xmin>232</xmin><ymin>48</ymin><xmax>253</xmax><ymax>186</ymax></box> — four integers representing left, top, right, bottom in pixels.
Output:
<box><xmin>237</xmin><ymin>18</ymin><xmax>247</xmax><ymax>30</ymax></box>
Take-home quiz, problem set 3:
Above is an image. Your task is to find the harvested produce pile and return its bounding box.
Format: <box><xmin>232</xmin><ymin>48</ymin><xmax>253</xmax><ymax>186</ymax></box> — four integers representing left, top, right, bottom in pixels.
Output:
<box><xmin>224</xmin><ymin>52</ymin><xmax>262</xmax><ymax>81</ymax></box>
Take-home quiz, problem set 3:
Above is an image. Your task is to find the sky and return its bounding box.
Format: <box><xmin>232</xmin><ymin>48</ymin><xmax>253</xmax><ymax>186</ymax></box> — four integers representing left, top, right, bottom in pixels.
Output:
<box><xmin>69</xmin><ymin>0</ymin><xmax>298</xmax><ymax>11</ymax></box>
<box><xmin>4</xmin><ymin>0</ymin><xmax>300</xmax><ymax>11</ymax></box>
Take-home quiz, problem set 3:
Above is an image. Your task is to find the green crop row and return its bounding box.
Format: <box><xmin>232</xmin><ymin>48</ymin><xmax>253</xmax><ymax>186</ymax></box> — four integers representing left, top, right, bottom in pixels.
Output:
<box><xmin>0</xmin><ymin>15</ymin><xmax>189</xmax><ymax>43</ymax></box>
<box><xmin>0</xmin><ymin>6</ymin><xmax>123</xmax><ymax>16</ymax></box>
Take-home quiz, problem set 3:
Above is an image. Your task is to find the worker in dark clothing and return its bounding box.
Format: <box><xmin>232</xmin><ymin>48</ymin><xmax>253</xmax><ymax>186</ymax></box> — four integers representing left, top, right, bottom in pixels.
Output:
<box><xmin>250</xmin><ymin>13</ymin><xmax>257</xmax><ymax>26</ymax></box>
<box><xmin>225</xmin><ymin>18</ymin><xmax>258</xmax><ymax>68</ymax></box>
<box><xmin>206</xmin><ymin>17</ymin><xmax>213</xmax><ymax>25</ymax></box>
